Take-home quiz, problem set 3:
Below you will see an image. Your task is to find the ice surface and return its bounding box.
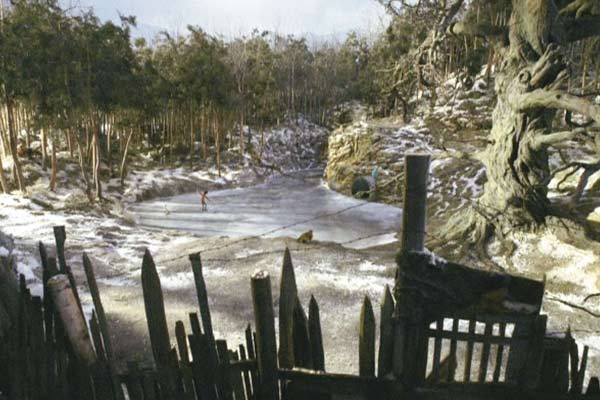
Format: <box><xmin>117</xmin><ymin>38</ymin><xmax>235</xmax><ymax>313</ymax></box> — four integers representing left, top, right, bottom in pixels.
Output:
<box><xmin>130</xmin><ymin>171</ymin><xmax>402</xmax><ymax>249</ymax></box>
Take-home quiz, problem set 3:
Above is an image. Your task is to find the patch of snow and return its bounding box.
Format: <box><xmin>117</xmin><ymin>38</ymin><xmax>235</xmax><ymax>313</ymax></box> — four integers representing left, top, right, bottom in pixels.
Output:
<box><xmin>358</xmin><ymin>260</ymin><xmax>388</xmax><ymax>272</ymax></box>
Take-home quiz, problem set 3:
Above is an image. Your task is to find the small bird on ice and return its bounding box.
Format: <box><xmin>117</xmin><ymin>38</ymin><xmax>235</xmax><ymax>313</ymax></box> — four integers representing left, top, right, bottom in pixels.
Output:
<box><xmin>164</xmin><ymin>204</ymin><xmax>170</xmax><ymax>215</ymax></box>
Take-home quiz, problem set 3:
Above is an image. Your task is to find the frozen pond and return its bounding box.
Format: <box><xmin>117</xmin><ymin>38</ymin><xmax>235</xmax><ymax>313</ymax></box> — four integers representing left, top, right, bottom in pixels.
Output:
<box><xmin>130</xmin><ymin>171</ymin><xmax>403</xmax><ymax>249</ymax></box>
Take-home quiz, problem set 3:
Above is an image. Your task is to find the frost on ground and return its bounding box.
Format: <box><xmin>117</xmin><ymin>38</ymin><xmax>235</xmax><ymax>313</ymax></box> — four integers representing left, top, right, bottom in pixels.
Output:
<box><xmin>0</xmin><ymin>118</ymin><xmax>404</xmax><ymax>374</ymax></box>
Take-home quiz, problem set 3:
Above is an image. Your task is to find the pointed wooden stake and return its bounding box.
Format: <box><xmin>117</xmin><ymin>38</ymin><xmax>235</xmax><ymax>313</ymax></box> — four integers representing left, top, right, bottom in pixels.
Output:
<box><xmin>292</xmin><ymin>297</ymin><xmax>312</xmax><ymax>369</ymax></box>
<box><xmin>251</xmin><ymin>270</ymin><xmax>279</xmax><ymax>400</ymax></box>
<box><xmin>308</xmin><ymin>295</ymin><xmax>325</xmax><ymax>372</ymax></box>
<box><xmin>279</xmin><ymin>247</ymin><xmax>298</xmax><ymax>369</ymax></box>
<box><xmin>378</xmin><ymin>285</ymin><xmax>394</xmax><ymax>378</ymax></box>
<box><xmin>359</xmin><ymin>295</ymin><xmax>376</xmax><ymax>377</ymax></box>
<box><xmin>141</xmin><ymin>249</ymin><xmax>171</xmax><ymax>369</ymax></box>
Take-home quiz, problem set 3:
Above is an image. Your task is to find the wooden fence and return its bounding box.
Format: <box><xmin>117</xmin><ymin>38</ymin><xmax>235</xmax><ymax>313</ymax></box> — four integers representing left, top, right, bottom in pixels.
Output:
<box><xmin>1</xmin><ymin>154</ymin><xmax>600</xmax><ymax>400</ymax></box>
<box><xmin>0</xmin><ymin>225</ymin><xmax>599</xmax><ymax>400</ymax></box>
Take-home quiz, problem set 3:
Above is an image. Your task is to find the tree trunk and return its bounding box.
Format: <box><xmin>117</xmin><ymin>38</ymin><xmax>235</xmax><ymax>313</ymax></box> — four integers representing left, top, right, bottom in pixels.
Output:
<box><xmin>93</xmin><ymin>121</ymin><xmax>102</xmax><ymax>201</ymax></box>
<box><xmin>73</xmin><ymin>128</ymin><xmax>93</xmax><ymax>203</ymax></box>
<box><xmin>106</xmin><ymin>114</ymin><xmax>113</xmax><ymax>177</ymax></box>
<box><xmin>49</xmin><ymin>136</ymin><xmax>57</xmax><ymax>191</ymax></box>
<box><xmin>5</xmin><ymin>98</ymin><xmax>26</xmax><ymax>192</ymax></box>
<box><xmin>120</xmin><ymin>128</ymin><xmax>134</xmax><ymax>188</ymax></box>
<box><xmin>446</xmin><ymin>0</ymin><xmax>597</xmax><ymax>243</ymax></box>
<box><xmin>239</xmin><ymin>111</ymin><xmax>245</xmax><ymax>156</ymax></box>
<box><xmin>215</xmin><ymin>116</ymin><xmax>221</xmax><ymax>177</ymax></box>
<box><xmin>189</xmin><ymin>104</ymin><xmax>194</xmax><ymax>169</ymax></box>
<box><xmin>0</xmin><ymin>149</ymin><xmax>8</xmax><ymax>193</ymax></box>
<box><xmin>41</xmin><ymin>127</ymin><xmax>48</xmax><ymax>169</ymax></box>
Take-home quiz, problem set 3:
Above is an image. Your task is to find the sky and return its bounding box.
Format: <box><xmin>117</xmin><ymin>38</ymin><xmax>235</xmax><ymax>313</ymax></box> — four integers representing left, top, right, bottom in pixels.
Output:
<box><xmin>60</xmin><ymin>0</ymin><xmax>389</xmax><ymax>42</ymax></box>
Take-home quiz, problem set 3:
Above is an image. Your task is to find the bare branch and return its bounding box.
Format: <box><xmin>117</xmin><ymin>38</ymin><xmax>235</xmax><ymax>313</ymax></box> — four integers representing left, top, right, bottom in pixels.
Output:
<box><xmin>533</xmin><ymin>128</ymin><xmax>587</xmax><ymax>149</ymax></box>
<box><xmin>560</xmin><ymin>0</ymin><xmax>600</xmax><ymax>18</ymax></box>
<box><xmin>516</xmin><ymin>90</ymin><xmax>600</xmax><ymax>124</ymax></box>
<box><xmin>448</xmin><ymin>21</ymin><xmax>507</xmax><ymax>38</ymax></box>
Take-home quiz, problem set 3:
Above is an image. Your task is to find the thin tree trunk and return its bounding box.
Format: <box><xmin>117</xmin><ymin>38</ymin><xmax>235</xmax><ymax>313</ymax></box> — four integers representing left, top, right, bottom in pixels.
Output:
<box><xmin>239</xmin><ymin>111</ymin><xmax>245</xmax><ymax>156</ymax></box>
<box><xmin>5</xmin><ymin>97</ymin><xmax>25</xmax><ymax>192</ymax></box>
<box><xmin>41</xmin><ymin>127</ymin><xmax>48</xmax><ymax>169</ymax></box>
<box><xmin>93</xmin><ymin>121</ymin><xmax>102</xmax><ymax>200</ymax></box>
<box><xmin>106</xmin><ymin>114</ymin><xmax>112</xmax><ymax>177</ymax></box>
<box><xmin>0</xmin><ymin>150</ymin><xmax>8</xmax><ymax>193</ymax></box>
<box><xmin>120</xmin><ymin>128</ymin><xmax>134</xmax><ymax>188</ymax></box>
<box><xmin>73</xmin><ymin>128</ymin><xmax>93</xmax><ymax>202</ymax></box>
<box><xmin>169</xmin><ymin>107</ymin><xmax>174</xmax><ymax>165</ymax></box>
<box><xmin>189</xmin><ymin>103</ymin><xmax>194</xmax><ymax>169</ymax></box>
<box><xmin>215</xmin><ymin>115</ymin><xmax>221</xmax><ymax>177</ymax></box>
<box><xmin>49</xmin><ymin>136</ymin><xmax>57</xmax><ymax>191</ymax></box>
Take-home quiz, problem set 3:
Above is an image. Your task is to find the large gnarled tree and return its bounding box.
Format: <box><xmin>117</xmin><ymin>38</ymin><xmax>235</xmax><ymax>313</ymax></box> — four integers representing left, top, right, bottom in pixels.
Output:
<box><xmin>448</xmin><ymin>0</ymin><xmax>600</xmax><ymax>246</ymax></box>
<box><xmin>382</xmin><ymin>0</ymin><xmax>600</xmax><ymax>246</ymax></box>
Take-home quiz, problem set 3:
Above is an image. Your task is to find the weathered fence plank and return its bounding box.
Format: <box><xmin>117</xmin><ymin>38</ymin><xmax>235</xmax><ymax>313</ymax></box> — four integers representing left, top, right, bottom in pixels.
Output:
<box><xmin>431</xmin><ymin>318</ymin><xmax>443</xmax><ymax>382</ymax></box>
<box><xmin>478</xmin><ymin>322</ymin><xmax>493</xmax><ymax>383</ymax></box>
<box><xmin>141</xmin><ymin>249</ymin><xmax>177</xmax><ymax>398</ymax></box>
<box><xmin>240</xmin><ymin>344</ymin><xmax>255</xmax><ymax>400</ymax></box>
<box><xmin>292</xmin><ymin>297</ymin><xmax>312</xmax><ymax>369</ymax></box>
<box><xmin>464</xmin><ymin>318</ymin><xmax>476</xmax><ymax>382</ymax></box>
<box><xmin>279</xmin><ymin>247</ymin><xmax>298</xmax><ymax>370</ymax></box>
<box><xmin>190</xmin><ymin>253</ymin><xmax>217</xmax><ymax>353</ymax></box>
<box><xmin>359</xmin><ymin>296</ymin><xmax>376</xmax><ymax>378</ymax></box>
<box><xmin>216</xmin><ymin>340</ymin><xmax>234</xmax><ymax>400</ymax></box>
<box><xmin>447</xmin><ymin>318</ymin><xmax>459</xmax><ymax>382</ymax></box>
<box><xmin>378</xmin><ymin>285</ymin><xmax>394</xmax><ymax>379</ymax></box>
<box><xmin>308</xmin><ymin>295</ymin><xmax>325</xmax><ymax>372</ymax></box>
<box><xmin>400</xmin><ymin>154</ymin><xmax>430</xmax><ymax>253</ymax></box>
<box><xmin>47</xmin><ymin>274</ymin><xmax>96</xmax><ymax>365</ymax></box>
<box><xmin>492</xmin><ymin>322</ymin><xmax>506</xmax><ymax>383</ymax></box>
<box><xmin>251</xmin><ymin>270</ymin><xmax>279</xmax><ymax>400</ymax></box>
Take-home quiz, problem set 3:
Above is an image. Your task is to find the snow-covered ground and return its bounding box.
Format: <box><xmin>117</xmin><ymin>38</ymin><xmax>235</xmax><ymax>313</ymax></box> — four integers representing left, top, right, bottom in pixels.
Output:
<box><xmin>0</xmin><ymin>119</ymin><xmax>403</xmax><ymax>374</ymax></box>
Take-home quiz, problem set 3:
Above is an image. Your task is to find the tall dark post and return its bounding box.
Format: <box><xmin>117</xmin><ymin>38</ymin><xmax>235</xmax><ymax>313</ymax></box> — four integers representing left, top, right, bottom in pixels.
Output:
<box><xmin>141</xmin><ymin>249</ymin><xmax>176</xmax><ymax>398</ymax></box>
<box><xmin>393</xmin><ymin>154</ymin><xmax>430</xmax><ymax>385</ymax></box>
<box><xmin>251</xmin><ymin>271</ymin><xmax>279</xmax><ymax>400</ymax></box>
<box><xmin>400</xmin><ymin>154</ymin><xmax>430</xmax><ymax>253</ymax></box>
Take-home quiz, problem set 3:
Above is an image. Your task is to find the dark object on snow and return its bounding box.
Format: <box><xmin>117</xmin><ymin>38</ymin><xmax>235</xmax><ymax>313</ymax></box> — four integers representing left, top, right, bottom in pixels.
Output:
<box><xmin>351</xmin><ymin>176</ymin><xmax>375</xmax><ymax>199</ymax></box>
<box><xmin>297</xmin><ymin>230</ymin><xmax>313</xmax><ymax>243</ymax></box>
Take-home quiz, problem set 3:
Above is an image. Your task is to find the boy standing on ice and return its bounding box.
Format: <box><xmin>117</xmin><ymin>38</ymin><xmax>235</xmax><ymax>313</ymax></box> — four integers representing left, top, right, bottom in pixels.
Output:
<box><xmin>200</xmin><ymin>190</ymin><xmax>209</xmax><ymax>212</ymax></box>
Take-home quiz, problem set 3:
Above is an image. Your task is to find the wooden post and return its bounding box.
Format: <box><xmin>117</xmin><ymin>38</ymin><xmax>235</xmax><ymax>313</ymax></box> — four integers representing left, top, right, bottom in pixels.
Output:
<box><xmin>141</xmin><ymin>250</ymin><xmax>171</xmax><ymax>368</ymax></box>
<box><xmin>189</xmin><ymin>253</ymin><xmax>215</xmax><ymax>345</ymax></box>
<box><xmin>82</xmin><ymin>252</ymin><xmax>125</xmax><ymax>400</ymax></box>
<box><xmin>141</xmin><ymin>249</ymin><xmax>177</xmax><ymax>398</ymax></box>
<box><xmin>278</xmin><ymin>247</ymin><xmax>298</xmax><ymax>369</ymax></box>
<box><xmin>377</xmin><ymin>286</ymin><xmax>394</xmax><ymax>378</ymax></box>
<box><xmin>53</xmin><ymin>226</ymin><xmax>67</xmax><ymax>272</ymax></box>
<box><xmin>308</xmin><ymin>295</ymin><xmax>325</xmax><ymax>372</ymax></box>
<box><xmin>189</xmin><ymin>253</ymin><xmax>220</xmax><ymax>371</ymax></box>
<box><xmin>47</xmin><ymin>274</ymin><xmax>96</xmax><ymax>365</ymax></box>
<box><xmin>399</xmin><ymin>154</ymin><xmax>430</xmax><ymax>253</ymax></box>
<box><xmin>251</xmin><ymin>270</ymin><xmax>279</xmax><ymax>400</ymax></box>
<box><xmin>359</xmin><ymin>296</ymin><xmax>375</xmax><ymax>378</ymax></box>
<box><xmin>587</xmin><ymin>377</ymin><xmax>600</xmax><ymax>395</ymax></box>
<box><xmin>393</xmin><ymin>154</ymin><xmax>430</xmax><ymax>384</ymax></box>
<box><xmin>292</xmin><ymin>297</ymin><xmax>312</xmax><ymax>369</ymax></box>
<box><xmin>82</xmin><ymin>253</ymin><xmax>114</xmax><ymax>360</ymax></box>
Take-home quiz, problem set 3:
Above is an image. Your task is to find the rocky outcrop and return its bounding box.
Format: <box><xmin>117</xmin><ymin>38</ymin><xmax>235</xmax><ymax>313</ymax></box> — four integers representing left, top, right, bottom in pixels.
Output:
<box><xmin>324</xmin><ymin>74</ymin><xmax>496</xmax><ymax>214</ymax></box>
<box><xmin>324</xmin><ymin>121</ymin><xmax>437</xmax><ymax>204</ymax></box>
